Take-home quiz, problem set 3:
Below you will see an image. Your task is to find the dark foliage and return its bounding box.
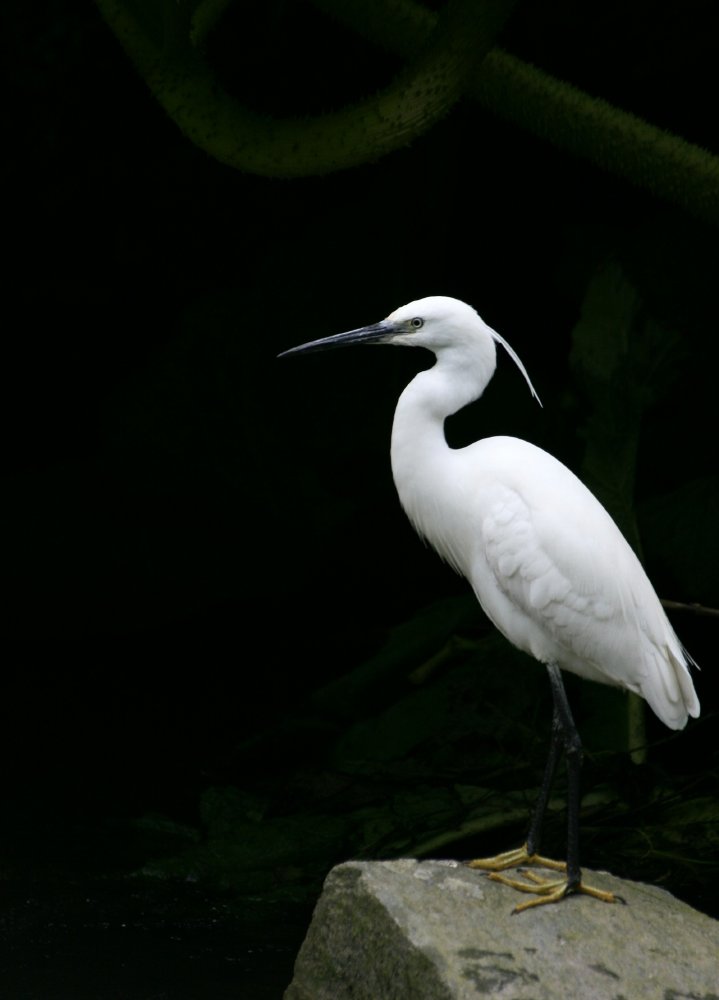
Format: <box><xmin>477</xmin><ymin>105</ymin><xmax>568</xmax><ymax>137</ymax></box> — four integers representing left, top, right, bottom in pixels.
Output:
<box><xmin>2</xmin><ymin>1</ymin><xmax>718</xmax><ymax>994</ymax></box>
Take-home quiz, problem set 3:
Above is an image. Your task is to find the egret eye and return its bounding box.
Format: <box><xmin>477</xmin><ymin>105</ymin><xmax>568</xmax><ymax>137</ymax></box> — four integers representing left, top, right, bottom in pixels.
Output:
<box><xmin>410</xmin><ymin>317</ymin><xmax>424</xmax><ymax>329</ymax></box>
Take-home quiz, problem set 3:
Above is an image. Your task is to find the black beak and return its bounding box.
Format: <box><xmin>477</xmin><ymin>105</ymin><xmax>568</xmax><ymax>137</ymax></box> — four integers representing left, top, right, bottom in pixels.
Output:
<box><xmin>278</xmin><ymin>320</ymin><xmax>395</xmax><ymax>358</ymax></box>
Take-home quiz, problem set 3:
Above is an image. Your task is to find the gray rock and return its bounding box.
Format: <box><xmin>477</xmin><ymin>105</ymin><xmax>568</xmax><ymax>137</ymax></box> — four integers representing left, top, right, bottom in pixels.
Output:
<box><xmin>284</xmin><ymin>859</ymin><xmax>719</xmax><ymax>999</ymax></box>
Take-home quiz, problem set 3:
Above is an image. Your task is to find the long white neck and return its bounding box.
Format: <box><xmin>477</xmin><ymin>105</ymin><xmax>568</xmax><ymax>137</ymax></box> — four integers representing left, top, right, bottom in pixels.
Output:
<box><xmin>390</xmin><ymin>343</ymin><xmax>497</xmax><ymax>563</ymax></box>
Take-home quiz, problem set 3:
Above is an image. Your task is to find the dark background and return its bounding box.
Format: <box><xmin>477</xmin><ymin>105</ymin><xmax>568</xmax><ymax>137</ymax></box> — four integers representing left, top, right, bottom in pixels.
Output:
<box><xmin>2</xmin><ymin>1</ymin><xmax>718</xmax><ymax>996</ymax></box>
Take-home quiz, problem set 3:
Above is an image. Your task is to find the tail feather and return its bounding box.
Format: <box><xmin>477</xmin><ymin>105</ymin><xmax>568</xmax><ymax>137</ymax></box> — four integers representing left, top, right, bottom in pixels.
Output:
<box><xmin>641</xmin><ymin>640</ymin><xmax>700</xmax><ymax>731</ymax></box>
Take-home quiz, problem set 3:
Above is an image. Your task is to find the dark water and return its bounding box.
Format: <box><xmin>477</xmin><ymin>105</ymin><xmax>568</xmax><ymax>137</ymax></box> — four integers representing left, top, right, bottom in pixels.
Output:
<box><xmin>0</xmin><ymin>877</ymin><xmax>311</xmax><ymax>999</ymax></box>
<box><xmin>0</xmin><ymin>806</ymin><xmax>313</xmax><ymax>999</ymax></box>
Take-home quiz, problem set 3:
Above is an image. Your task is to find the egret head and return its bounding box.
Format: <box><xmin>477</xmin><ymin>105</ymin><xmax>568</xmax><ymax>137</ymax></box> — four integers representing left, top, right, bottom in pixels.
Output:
<box><xmin>278</xmin><ymin>296</ymin><xmax>481</xmax><ymax>356</ymax></box>
<box><xmin>383</xmin><ymin>296</ymin><xmax>489</xmax><ymax>350</ymax></box>
<box><xmin>278</xmin><ymin>295</ymin><xmax>540</xmax><ymax>404</ymax></box>
<box><xmin>384</xmin><ymin>297</ymin><xmax>540</xmax><ymax>404</ymax></box>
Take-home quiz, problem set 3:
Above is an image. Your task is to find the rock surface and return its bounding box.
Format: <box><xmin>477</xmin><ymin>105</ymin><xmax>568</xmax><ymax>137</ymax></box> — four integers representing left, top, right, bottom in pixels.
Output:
<box><xmin>284</xmin><ymin>859</ymin><xmax>719</xmax><ymax>999</ymax></box>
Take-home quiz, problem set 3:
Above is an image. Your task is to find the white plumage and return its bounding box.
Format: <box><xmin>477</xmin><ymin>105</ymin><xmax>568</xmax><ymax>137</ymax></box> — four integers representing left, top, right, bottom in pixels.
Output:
<box><xmin>283</xmin><ymin>293</ymin><xmax>699</xmax><ymax>732</ymax></box>
<box><xmin>280</xmin><ymin>293</ymin><xmax>699</xmax><ymax>910</ymax></box>
<box><xmin>386</xmin><ymin>296</ymin><xmax>698</xmax><ymax>730</ymax></box>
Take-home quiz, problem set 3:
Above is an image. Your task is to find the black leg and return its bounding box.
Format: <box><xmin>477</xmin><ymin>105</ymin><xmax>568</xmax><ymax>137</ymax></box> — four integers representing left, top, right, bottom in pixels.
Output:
<box><xmin>467</xmin><ymin>662</ymin><xmax>615</xmax><ymax>909</ymax></box>
<box><xmin>545</xmin><ymin>662</ymin><xmax>583</xmax><ymax>892</ymax></box>
<box><xmin>525</xmin><ymin>703</ymin><xmax>563</xmax><ymax>856</ymax></box>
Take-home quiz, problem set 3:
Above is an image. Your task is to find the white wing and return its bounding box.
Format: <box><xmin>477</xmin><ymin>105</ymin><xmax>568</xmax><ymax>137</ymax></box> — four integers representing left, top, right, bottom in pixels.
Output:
<box><xmin>457</xmin><ymin>439</ymin><xmax>699</xmax><ymax>730</ymax></box>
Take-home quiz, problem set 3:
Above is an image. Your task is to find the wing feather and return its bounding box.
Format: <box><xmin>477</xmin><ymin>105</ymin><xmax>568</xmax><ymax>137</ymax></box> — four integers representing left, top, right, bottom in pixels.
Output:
<box><xmin>472</xmin><ymin>458</ymin><xmax>698</xmax><ymax>729</ymax></box>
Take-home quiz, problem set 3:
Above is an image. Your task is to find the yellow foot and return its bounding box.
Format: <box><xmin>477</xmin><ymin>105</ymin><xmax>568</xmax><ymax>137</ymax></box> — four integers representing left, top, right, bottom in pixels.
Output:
<box><xmin>466</xmin><ymin>843</ymin><xmax>567</xmax><ymax>874</ymax></box>
<box><xmin>487</xmin><ymin>868</ymin><xmax>616</xmax><ymax>913</ymax></box>
<box><xmin>465</xmin><ymin>844</ymin><xmax>617</xmax><ymax>913</ymax></box>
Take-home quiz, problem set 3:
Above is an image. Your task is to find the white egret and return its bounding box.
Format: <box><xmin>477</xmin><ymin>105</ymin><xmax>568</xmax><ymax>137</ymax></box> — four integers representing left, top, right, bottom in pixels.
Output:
<box><xmin>279</xmin><ymin>295</ymin><xmax>699</xmax><ymax>911</ymax></box>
